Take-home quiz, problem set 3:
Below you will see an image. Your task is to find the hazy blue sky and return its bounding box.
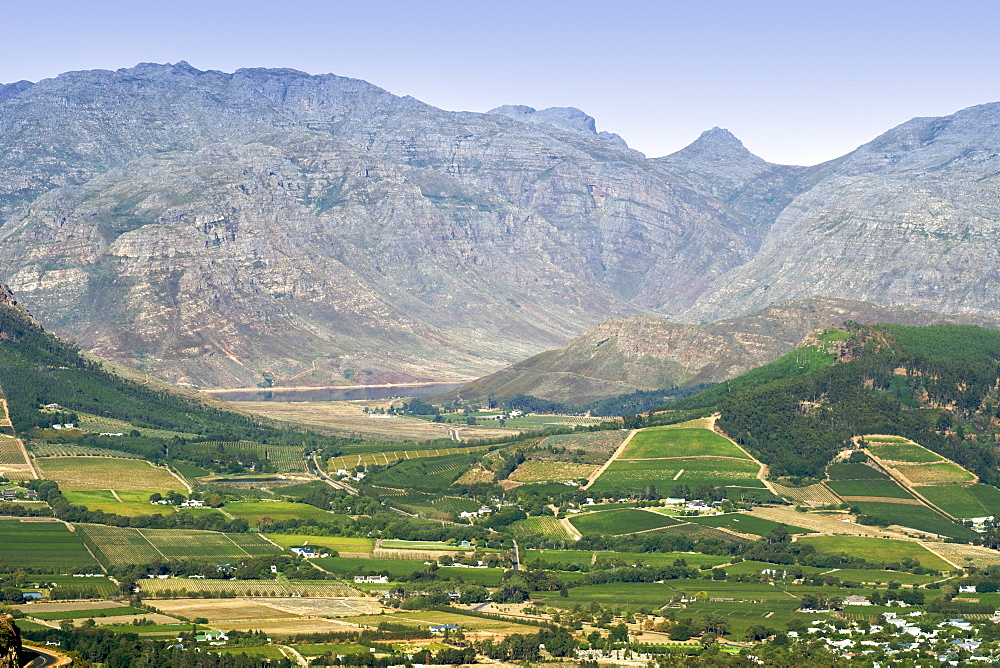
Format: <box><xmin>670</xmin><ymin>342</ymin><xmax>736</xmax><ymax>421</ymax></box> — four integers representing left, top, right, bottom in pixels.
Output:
<box><xmin>3</xmin><ymin>0</ymin><xmax>998</xmax><ymax>164</ymax></box>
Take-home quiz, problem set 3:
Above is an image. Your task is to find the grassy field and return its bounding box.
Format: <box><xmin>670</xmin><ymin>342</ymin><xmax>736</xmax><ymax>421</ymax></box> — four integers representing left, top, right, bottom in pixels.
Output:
<box><xmin>848</xmin><ymin>500</ymin><xmax>978</xmax><ymax>540</ymax></box>
<box><xmin>621</xmin><ymin>428</ymin><xmax>750</xmax><ymax>460</ymax></box>
<box><xmin>919</xmin><ymin>483</ymin><xmax>1000</xmax><ymax>518</ymax></box>
<box><xmin>222</xmin><ymin>501</ymin><xmax>340</xmax><ymax>527</ymax></box>
<box><xmin>797</xmin><ymin>535</ymin><xmax>953</xmax><ymax>570</ymax></box>
<box><xmin>508</xmin><ymin>460</ymin><xmax>598</xmax><ymax>482</ymax></box>
<box><xmin>687</xmin><ymin>514</ymin><xmax>810</xmax><ymax>536</ymax></box>
<box><xmin>264</xmin><ymin>534</ymin><xmax>374</xmax><ymax>554</ymax></box>
<box><xmin>569</xmin><ymin>508</ymin><xmax>681</xmax><ymax>536</ymax></box>
<box><xmin>75</xmin><ymin>524</ymin><xmax>280</xmax><ymax>566</ymax></box>
<box><xmin>63</xmin><ymin>489</ymin><xmax>181</xmax><ymax>516</ymax></box>
<box><xmin>0</xmin><ymin>520</ymin><xmax>99</xmax><ymax>571</ymax></box>
<box><xmin>895</xmin><ymin>462</ymin><xmax>976</xmax><ymax>485</ymax></box>
<box><xmin>36</xmin><ymin>457</ymin><xmax>183</xmax><ymax>492</ymax></box>
<box><xmin>825</xmin><ymin>479</ymin><xmax>915</xmax><ymax>499</ymax></box>
<box><xmin>867</xmin><ymin>441</ymin><xmax>944</xmax><ymax>463</ymax></box>
<box><xmin>826</xmin><ymin>463</ymin><xmax>888</xmax><ymax>480</ymax></box>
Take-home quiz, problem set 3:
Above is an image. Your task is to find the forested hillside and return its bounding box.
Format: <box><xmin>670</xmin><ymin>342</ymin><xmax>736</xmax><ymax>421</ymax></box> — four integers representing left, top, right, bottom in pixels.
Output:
<box><xmin>676</xmin><ymin>324</ymin><xmax>1000</xmax><ymax>480</ymax></box>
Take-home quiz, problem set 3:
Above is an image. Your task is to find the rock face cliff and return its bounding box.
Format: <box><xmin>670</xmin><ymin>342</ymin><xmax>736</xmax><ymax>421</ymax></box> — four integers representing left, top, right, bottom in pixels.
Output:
<box><xmin>454</xmin><ymin>297</ymin><xmax>1000</xmax><ymax>403</ymax></box>
<box><xmin>0</xmin><ymin>617</ymin><xmax>22</xmax><ymax>668</ymax></box>
<box><xmin>0</xmin><ymin>63</ymin><xmax>761</xmax><ymax>388</ymax></box>
<box><xmin>683</xmin><ymin>103</ymin><xmax>1000</xmax><ymax>320</ymax></box>
<box><xmin>1</xmin><ymin>63</ymin><xmax>1000</xmax><ymax>389</ymax></box>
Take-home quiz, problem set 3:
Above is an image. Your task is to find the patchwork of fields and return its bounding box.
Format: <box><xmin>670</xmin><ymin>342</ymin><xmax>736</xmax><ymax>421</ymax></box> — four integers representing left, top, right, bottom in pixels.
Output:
<box><xmin>75</xmin><ymin>524</ymin><xmax>280</xmax><ymax>566</ymax></box>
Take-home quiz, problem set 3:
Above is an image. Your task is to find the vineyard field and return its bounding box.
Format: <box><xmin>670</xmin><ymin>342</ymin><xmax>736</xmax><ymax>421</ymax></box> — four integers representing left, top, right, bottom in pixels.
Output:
<box><xmin>139</xmin><ymin>578</ymin><xmax>362</xmax><ymax>597</ymax></box>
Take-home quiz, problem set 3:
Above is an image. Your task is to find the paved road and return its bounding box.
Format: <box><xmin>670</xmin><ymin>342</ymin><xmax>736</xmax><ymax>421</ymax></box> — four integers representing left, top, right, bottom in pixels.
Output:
<box><xmin>22</xmin><ymin>648</ymin><xmax>62</xmax><ymax>667</ymax></box>
<box><xmin>310</xmin><ymin>452</ymin><xmax>359</xmax><ymax>495</ymax></box>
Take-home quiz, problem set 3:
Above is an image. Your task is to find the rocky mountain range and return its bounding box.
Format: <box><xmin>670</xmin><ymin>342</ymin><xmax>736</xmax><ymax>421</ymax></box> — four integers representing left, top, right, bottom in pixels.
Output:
<box><xmin>449</xmin><ymin>296</ymin><xmax>1000</xmax><ymax>403</ymax></box>
<box><xmin>0</xmin><ymin>62</ymin><xmax>998</xmax><ymax>389</ymax></box>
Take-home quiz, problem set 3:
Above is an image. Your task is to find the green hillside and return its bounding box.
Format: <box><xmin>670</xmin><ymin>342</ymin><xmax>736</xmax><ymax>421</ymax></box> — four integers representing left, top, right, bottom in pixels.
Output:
<box><xmin>670</xmin><ymin>324</ymin><xmax>1000</xmax><ymax>484</ymax></box>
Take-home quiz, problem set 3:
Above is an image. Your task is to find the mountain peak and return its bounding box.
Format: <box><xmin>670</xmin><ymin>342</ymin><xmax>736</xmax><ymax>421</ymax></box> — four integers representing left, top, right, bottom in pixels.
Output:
<box><xmin>487</xmin><ymin>104</ymin><xmax>597</xmax><ymax>134</ymax></box>
<box><xmin>671</xmin><ymin>126</ymin><xmax>766</xmax><ymax>165</ymax></box>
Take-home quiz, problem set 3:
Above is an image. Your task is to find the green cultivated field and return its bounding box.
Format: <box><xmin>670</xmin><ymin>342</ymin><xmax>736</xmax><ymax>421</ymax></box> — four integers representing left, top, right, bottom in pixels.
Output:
<box><xmin>569</xmin><ymin>508</ymin><xmax>680</xmax><ymax>536</ymax></box>
<box><xmin>328</xmin><ymin>445</ymin><xmax>489</xmax><ymax>472</ymax></box>
<box><xmin>823</xmin><ymin>568</ymin><xmax>941</xmax><ymax>586</ymax></box>
<box><xmin>36</xmin><ymin>457</ymin><xmax>182</xmax><ymax>492</ymax></box>
<box><xmin>621</xmin><ymin>427</ymin><xmax>749</xmax><ymax>460</ymax></box>
<box><xmin>222</xmin><ymin>501</ymin><xmax>340</xmax><ymax>527</ymax></box>
<box><xmin>264</xmin><ymin>534</ymin><xmax>374</xmax><ymax>554</ymax></box>
<box><xmin>848</xmin><ymin>500</ymin><xmax>978</xmax><ymax>540</ymax></box>
<box><xmin>826</xmin><ymin>479</ymin><xmax>915</xmax><ymax>499</ymax></box>
<box><xmin>919</xmin><ymin>483</ymin><xmax>1000</xmax><ymax>518</ymax></box>
<box><xmin>435</xmin><ymin>566</ymin><xmax>504</xmax><ymax>586</ymax></box>
<box><xmin>896</xmin><ymin>462</ymin><xmax>976</xmax><ymax>485</ymax></box>
<box><xmin>312</xmin><ymin>557</ymin><xmax>432</xmax><ymax>579</ymax></box>
<box><xmin>797</xmin><ymin>536</ymin><xmax>952</xmax><ymax>570</ymax></box>
<box><xmin>687</xmin><ymin>514</ymin><xmax>810</xmax><ymax>536</ymax></box>
<box><xmin>827</xmin><ymin>463</ymin><xmax>888</xmax><ymax>480</ymax></box>
<box><xmin>867</xmin><ymin>441</ymin><xmax>944</xmax><ymax>463</ymax></box>
<box><xmin>826</xmin><ymin>464</ymin><xmax>889</xmax><ymax>480</ymax></box>
<box><xmin>0</xmin><ymin>520</ymin><xmax>99</xmax><ymax>571</ymax></box>
<box><xmin>590</xmin><ymin>457</ymin><xmax>763</xmax><ymax>495</ymax></box>
<box><xmin>76</xmin><ymin>524</ymin><xmax>280</xmax><ymax>566</ymax></box>
<box><xmin>63</xmin><ymin>489</ymin><xmax>181</xmax><ymax>516</ymax></box>
<box><xmin>296</xmin><ymin>644</ymin><xmax>372</xmax><ymax>658</ymax></box>
<box><xmin>507</xmin><ymin>516</ymin><xmax>575</xmax><ymax>540</ymax></box>
<box><xmin>31</xmin><ymin>606</ymin><xmax>147</xmax><ymax>620</ymax></box>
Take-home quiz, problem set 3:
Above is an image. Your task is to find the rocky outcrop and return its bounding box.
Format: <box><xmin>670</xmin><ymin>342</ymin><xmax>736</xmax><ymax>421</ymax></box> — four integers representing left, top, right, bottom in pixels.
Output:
<box><xmin>451</xmin><ymin>297</ymin><xmax>1000</xmax><ymax>403</ymax></box>
<box><xmin>0</xmin><ymin>617</ymin><xmax>22</xmax><ymax>668</ymax></box>
<box><xmin>684</xmin><ymin>103</ymin><xmax>1000</xmax><ymax>321</ymax></box>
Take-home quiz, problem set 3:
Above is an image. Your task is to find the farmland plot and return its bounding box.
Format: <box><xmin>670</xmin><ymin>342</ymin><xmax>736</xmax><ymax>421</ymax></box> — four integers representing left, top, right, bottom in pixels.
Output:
<box><xmin>866</xmin><ymin>441</ymin><xmax>944</xmax><ymax>463</ymax></box>
<box><xmin>0</xmin><ymin>435</ymin><xmax>34</xmax><ymax>480</ymax></box>
<box><xmin>0</xmin><ymin>520</ymin><xmax>99</xmax><ymax>571</ymax></box>
<box><xmin>797</xmin><ymin>535</ymin><xmax>952</xmax><ymax>571</ymax></box>
<box><xmin>508</xmin><ymin>460</ymin><xmax>597</xmax><ymax>482</ymax></box>
<box><xmin>621</xmin><ymin>428</ymin><xmax>750</xmax><ymax>460</ymax></box>
<box><xmin>328</xmin><ymin>445</ymin><xmax>488</xmax><ymax>472</ymax></box>
<box><xmin>920</xmin><ymin>484</ymin><xmax>1000</xmax><ymax>519</ymax></box>
<box><xmin>569</xmin><ymin>508</ymin><xmax>681</xmax><ymax>536</ymax></box>
<box><xmin>194</xmin><ymin>441</ymin><xmax>307</xmax><ymax>473</ymax></box>
<box><xmin>894</xmin><ymin>462</ymin><xmax>976</xmax><ymax>485</ymax></box>
<box><xmin>75</xmin><ymin>524</ymin><xmax>280</xmax><ymax>566</ymax></box>
<box><xmin>37</xmin><ymin>457</ymin><xmax>183</xmax><ymax>492</ymax></box>
<box><xmin>140</xmin><ymin>579</ymin><xmax>363</xmax><ymax>597</ymax></box>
